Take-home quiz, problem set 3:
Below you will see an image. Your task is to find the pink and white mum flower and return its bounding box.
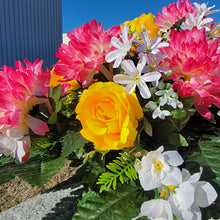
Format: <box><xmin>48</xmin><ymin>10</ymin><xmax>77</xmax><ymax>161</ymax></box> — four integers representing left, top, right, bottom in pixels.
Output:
<box><xmin>0</xmin><ymin>59</ymin><xmax>51</xmax><ymax>161</ymax></box>
<box><xmin>160</xmin><ymin>27</ymin><xmax>220</xmax><ymax>119</ymax></box>
<box><xmin>53</xmin><ymin>19</ymin><xmax>121</xmax><ymax>88</ymax></box>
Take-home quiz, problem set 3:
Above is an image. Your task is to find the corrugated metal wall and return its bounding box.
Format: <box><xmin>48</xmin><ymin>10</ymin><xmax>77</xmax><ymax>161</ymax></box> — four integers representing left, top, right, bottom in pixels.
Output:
<box><xmin>0</xmin><ymin>0</ymin><xmax>62</xmax><ymax>70</ymax></box>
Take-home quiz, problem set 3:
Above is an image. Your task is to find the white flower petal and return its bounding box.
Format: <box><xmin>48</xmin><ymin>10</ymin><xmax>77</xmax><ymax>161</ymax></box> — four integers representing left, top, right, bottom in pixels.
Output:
<box><xmin>194</xmin><ymin>181</ymin><xmax>218</xmax><ymax>208</ymax></box>
<box><xmin>170</xmin><ymin>181</ymin><xmax>195</xmax><ymax>210</ymax></box>
<box><xmin>113</xmin><ymin>74</ymin><xmax>132</xmax><ymax>84</ymax></box>
<box><xmin>133</xmin><ymin>199</ymin><xmax>173</xmax><ymax>220</ymax></box>
<box><xmin>113</xmin><ymin>53</ymin><xmax>126</xmax><ymax>68</ymax></box>
<box><xmin>163</xmin><ymin>151</ymin><xmax>184</xmax><ymax>166</ymax></box>
<box><xmin>141</xmin><ymin>71</ymin><xmax>161</xmax><ymax>82</ymax></box>
<box><xmin>139</xmin><ymin>168</ymin><xmax>162</xmax><ymax>190</ymax></box>
<box><xmin>138</xmin><ymin>81</ymin><xmax>151</xmax><ymax>99</ymax></box>
<box><xmin>121</xmin><ymin>60</ymin><xmax>137</xmax><ymax>75</ymax></box>
<box><xmin>162</xmin><ymin>167</ymin><xmax>182</xmax><ymax>186</ymax></box>
<box><xmin>111</xmin><ymin>37</ymin><xmax>125</xmax><ymax>50</ymax></box>
<box><xmin>137</xmin><ymin>53</ymin><xmax>147</xmax><ymax>73</ymax></box>
<box><xmin>105</xmin><ymin>50</ymin><xmax>122</xmax><ymax>63</ymax></box>
<box><xmin>124</xmin><ymin>82</ymin><xmax>136</xmax><ymax>94</ymax></box>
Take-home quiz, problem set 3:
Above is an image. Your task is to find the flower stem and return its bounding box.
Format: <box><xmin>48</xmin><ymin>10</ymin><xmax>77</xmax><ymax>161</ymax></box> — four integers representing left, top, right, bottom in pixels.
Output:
<box><xmin>99</xmin><ymin>63</ymin><xmax>113</xmax><ymax>81</ymax></box>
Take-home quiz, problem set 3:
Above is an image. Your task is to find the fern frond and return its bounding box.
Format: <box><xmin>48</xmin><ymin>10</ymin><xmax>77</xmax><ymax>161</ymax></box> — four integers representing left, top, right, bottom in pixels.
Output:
<box><xmin>97</xmin><ymin>152</ymin><xmax>137</xmax><ymax>193</ymax></box>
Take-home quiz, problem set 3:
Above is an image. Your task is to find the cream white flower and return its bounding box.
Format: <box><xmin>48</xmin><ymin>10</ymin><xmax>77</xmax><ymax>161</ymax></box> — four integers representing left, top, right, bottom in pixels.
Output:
<box><xmin>113</xmin><ymin>54</ymin><xmax>161</xmax><ymax>99</ymax></box>
<box><xmin>169</xmin><ymin>168</ymin><xmax>218</xmax><ymax>220</ymax></box>
<box><xmin>0</xmin><ymin>127</ymin><xmax>30</xmax><ymax>162</ymax></box>
<box><xmin>139</xmin><ymin>146</ymin><xmax>183</xmax><ymax>191</ymax></box>
<box><xmin>132</xmin><ymin>199</ymin><xmax>173</xmax><ymax>220</ymax></box>
<box><xmin>105</xmin><ymin>25</ymin><xmax>136</xmax><ymax>68</ymax></box>
<box><xmin>134</xmin><ymin>31</ymin><xmax>169</xmax><ymax>56</ymax></box>
<box><xmin>181</xmin><ymin>13</ymin><xmax>213</xmax><ymax>31</ymax></box>
<box><xmin>193</xmin><ymin>2</ymin><xmax>220</xmax><ymax>17</ymax></box>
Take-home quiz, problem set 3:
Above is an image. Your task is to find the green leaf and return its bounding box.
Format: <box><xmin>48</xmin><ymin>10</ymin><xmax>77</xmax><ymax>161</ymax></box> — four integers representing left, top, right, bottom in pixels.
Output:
<box><xmin>187</xmin><ymin>135</ymin><xmax>220</xmax><ymax>186</ymax></box>
<box><xmin>179</xmin><ymin>134</ymin><xmax>188</xmax><ymax>147</ymax></box>
<box><xmin>72</xmin><ymin>183</ymin><xmax>147</xmax><ymax>220</ymax></box>
<box><xmin>49</xmin><ymin>84</ymin><xmax>62</xmax><ymax>102</ymax></box>
<box><xmin>16</xmin><ymin>156</ymin><xmax>66</xmax><ymax>186</ymax></box>
<box><xmin>144</xmin><ymin>117</ymin><xmax>153</xmax><ymax>137</ymax></box>
<box><xmin>171</xmin><ymin>109</ymin><xmax>186</xmax><ymax>119</ymax></box>
<box><xmin>48</xmin><ymin>112</ymin><xmax>57</xmax><ymax>124</ymax></box>
<box><xmin>62</xmin><ymin>131</ymin><xmax>88</xmax><ymax>158</ymax></box>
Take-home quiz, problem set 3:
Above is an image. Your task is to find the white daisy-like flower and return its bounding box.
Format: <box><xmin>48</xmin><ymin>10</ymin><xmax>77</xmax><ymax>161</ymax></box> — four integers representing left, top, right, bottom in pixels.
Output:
<box><xmin>134</xmin><ymin>31</ymin><xmax>169</xmax><ymax>56</ymax></box>
<box><xmin>139</xmin><ymin>146</ymin><xmax>184</xmax><ymax>191</ymax></box>
<box><xmin>168</xmin><ymin>168</ymin><xmax>218</xmax><ymax>220</ymax></box>
<box><xmin>207</xmin><ymin>22</ymin><xmax>220</xmax><ymax>39</ymax></box>
<box><xmin>105</xmin><ymin>25</ymin><xmax>136</xmax><ymax>68</ymax></box>
<box><xmin>181</xmin><ymin>12</ymin><xmax>213</xmax><ymax>31</ymax></box>
<box><xmin>113</xmin><ymin>53</ymin><xmax>161</xmax><ymax>99</ymax></box>
<box><xmin>132</xmin><ymin>199</ymin><xmax>173</xmax><ymax>220</ymax></box>
<box><xmin>193</xmin><ymin>2</ymin><xmax>220</xmax><ymax>17</ymax></box>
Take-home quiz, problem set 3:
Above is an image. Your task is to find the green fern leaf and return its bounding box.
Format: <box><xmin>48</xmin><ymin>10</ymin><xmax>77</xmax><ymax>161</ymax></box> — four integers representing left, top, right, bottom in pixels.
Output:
<box><xmin>72</xmin><ymin>183</ymin><xmax>147</xmax><ymax>220</ymax></box>
<box><xmin>97</xmin><ymin>152</ymin><xmax>137</xmax><ymax>192</ymax></box>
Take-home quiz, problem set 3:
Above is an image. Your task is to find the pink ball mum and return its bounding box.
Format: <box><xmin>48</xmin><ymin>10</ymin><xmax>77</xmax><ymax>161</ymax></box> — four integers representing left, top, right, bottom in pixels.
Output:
<box><xmin>155</xmin><ymin>0</ymin><xmax>196</xmax><ymax>32</ymax></box>
<box><xmin>53</xmin><ymin>19</ymin><xmax>121</xmax><ymax>88</ymax></box>
<box><xmin>0</xmin><ymin>59</ymin><xmax>51</xmax><ymax>135</ymax></box>
<box><xmin>160</xmin><ymin>27</ymin><xmax>220</xmax><ymax>119</ymax></box>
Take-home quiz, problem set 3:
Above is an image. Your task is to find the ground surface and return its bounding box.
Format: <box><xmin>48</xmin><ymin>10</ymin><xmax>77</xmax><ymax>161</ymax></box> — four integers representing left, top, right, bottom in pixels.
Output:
<box><xmin>0</xmin><ymin>160</ymin><xmax>77</xmax><ymax>213</ymax></box>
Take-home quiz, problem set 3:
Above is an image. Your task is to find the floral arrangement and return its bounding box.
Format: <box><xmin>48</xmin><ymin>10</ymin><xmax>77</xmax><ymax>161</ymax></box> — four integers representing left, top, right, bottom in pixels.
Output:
<box><xmin>0</xmin><ymin>0</ymin><xmax>220</xmax><ymax>219</ymax></box>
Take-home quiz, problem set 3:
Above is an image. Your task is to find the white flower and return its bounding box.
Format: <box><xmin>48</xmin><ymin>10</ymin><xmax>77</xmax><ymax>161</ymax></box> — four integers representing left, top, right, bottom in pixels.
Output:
<box><xmin>193</xmin><ymin>2</ymin><xmax>220</xmax><ymax>17</ymax></box>
<box><xmin>113</xmin><ymin>53</ymin><xmax>161</xmax><ymax>99</ymax></box>
<box><xmin>132</xmin><ymin>199</ymin><xmax>173</xmax><ymax>220</ymax></box>
<box><xmin>181</xmin><ymin>13</ymin><xmax>213</xmax><ymax>31</ymax></box>
<box><xmin>134</xmin><ymin>31</ymin><xmax>169</xmax><ymax>56</ymax></box>
<box><xmin>169</xmin><ymin>168</ymin><xmax>218</xmax><ymax>220</ymax></box>
<box><xmin>155</xmin><ymin>88</ymin><xmax>183</xmax><ymax>109</ymax></box>
<box><xmin>207</xmin><ymin>22</ymin><xmax>220</xmax><ymax>39</ymax></box>
<box><xmin>152</xmin><ymin>106</ymin><xmax>170</xmax><ymax>119</ymax></box>
<box><xmin>0</xmin><ymin>127</ymin><xmax>30</xmax><ymax>162</ymax></box>
<box><xmin>105</xmin><ymin>25</ymin><xmax>136</xmax><ymax>68</ymax></box>
<box><xmin>139</xmin><ymin>146</ymin><xmax>183</xmax><ymax>191</ymax></box>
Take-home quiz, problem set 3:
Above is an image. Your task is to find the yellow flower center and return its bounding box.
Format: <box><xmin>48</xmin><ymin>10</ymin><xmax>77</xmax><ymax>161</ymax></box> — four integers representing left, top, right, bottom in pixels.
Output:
<box><xmin>133</xmin><ymin>75</ymin><xmax>140</xmax><ymax>82</ymax></box>
<box><xmin>154</xmin><ymin>160</ymin><xmax>163</xmax><ymax>170</ymax></box>
<box><xmin>167</xmin><ymin>185</ymin><xmax>175</xmax><ymax>191</ymax></box>
<box><xmin>160</xmin><ymin>190</ymin><xmax>166</xmax><ymax>198</ymax></box>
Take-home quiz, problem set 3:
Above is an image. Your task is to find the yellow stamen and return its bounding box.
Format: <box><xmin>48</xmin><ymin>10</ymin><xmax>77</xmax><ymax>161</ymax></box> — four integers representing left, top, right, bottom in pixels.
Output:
<box><xmin>167</xmin><ymin>185</ymin><xmax>175</xmax><ymax>191</ymax></box>
<box><xmin>133</xmin><ymin>75</ymin><xmax>140</xmax><ymax>82</ymax></box>
<box><xmin>160</xmin><ymin>190</ymin><xmax>166</xmax><ymax>198</ymax></box>
<box><xmin>153</xmin><ymin>160</ymin><xmax>163</xmax><ymax>170</ymax></box>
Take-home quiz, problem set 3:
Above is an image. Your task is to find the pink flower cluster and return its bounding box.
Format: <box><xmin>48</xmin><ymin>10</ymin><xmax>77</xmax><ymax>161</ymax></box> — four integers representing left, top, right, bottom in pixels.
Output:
<box><xmin>160</xmin><ymin>27</ymin><xmax>220</xmax><ymax>119</ymax></box>
<box><xmin>155</xmin><ymin>0</ymin><xmax>197</xmax><ymax>32</ymax></box>
<box><xmin>53</xmin><ymin>19</ymin><xmax>121</xmax><ymax>88</ymax></box>
<box><xmin>0</xmin><ymin>59</ymin><xmax>51</xmax><ymax>161</ymax></box>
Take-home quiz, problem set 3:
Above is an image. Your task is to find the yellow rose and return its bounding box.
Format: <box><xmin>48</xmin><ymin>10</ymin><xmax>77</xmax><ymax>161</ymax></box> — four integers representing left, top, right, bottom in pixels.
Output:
<box><xmin>124</xmin><ymin>13</ymin><xmax>159</xmax><ymax>40</ymax></box>
<box><xmin>75</xmin><ymin>82</ymin><xmax>143</xmax><ymax>151</ymax></box>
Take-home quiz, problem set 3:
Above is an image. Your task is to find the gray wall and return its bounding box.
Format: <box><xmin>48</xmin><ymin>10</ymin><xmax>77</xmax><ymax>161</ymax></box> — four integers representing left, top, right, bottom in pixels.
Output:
<box><xmin>0</xmin><ymin>0</ymin><xmax>62</xmax><ymax>70</ymax></box>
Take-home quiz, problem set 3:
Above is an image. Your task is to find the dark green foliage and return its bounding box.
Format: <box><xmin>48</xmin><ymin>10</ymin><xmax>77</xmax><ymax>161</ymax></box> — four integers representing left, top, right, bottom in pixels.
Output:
<box><xmin>72</xmin><ymin>183</ymin><xmax>147</xmax><ymax>220</ymax></box>
<box><xmin>62</xmin><ymin>131</ymin><xmax>88</xmax><ymax>158</ymax></box>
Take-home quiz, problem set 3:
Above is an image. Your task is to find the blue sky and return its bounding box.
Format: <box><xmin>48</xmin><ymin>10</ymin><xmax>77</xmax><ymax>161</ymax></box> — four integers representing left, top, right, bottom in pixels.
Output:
<box><xmin>62</xmin><ymin>0</ymin><xmax>220</xmax><ymax>33</ymax></box>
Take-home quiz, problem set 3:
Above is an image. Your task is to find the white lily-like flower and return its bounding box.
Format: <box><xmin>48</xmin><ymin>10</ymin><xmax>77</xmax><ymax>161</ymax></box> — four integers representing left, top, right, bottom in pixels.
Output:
<box><xmin>132</xmin><ymin>199</ymin><xmax>173</xmax><ymax>220</ymax></box>
<box><xmin>139</xmin><ymin>146</ymin><xmax>184</xmax><ymax>191</ymax></box>
<box><xmin>105</xmin><ymin>25</ymin><xmax>136</xmax><ymax>68</ymax></box>
<box><xmin>193</xmin><ymin>2</ymin><xmax>220</xmax><ymax>17</ymax></box>
<box><xmin>181</xmin><ymin>13</ymin><xmax>213</xmax><ymax>31</ymax></box>
<box><xmin>0</xmin><ymin>127</ymin><xmax>30</xmax><ymax>162</ymax></box>
<box><xmin>168</xmin><ymin>168</ymin><xmax>218</xmax><ymax>220</ymax></box>
<box><xmin>155</xmin><ymin>88</ymin><xmax>183</xmax><ymax>109</ymax></box>
<box><xmin>134</xmin><ymin>31</ymin><xmax>169</xmax><ymax>56</ymax></box>
<box><xmin>152</xmin><ymin>106</ymin><xmax>171</xmax><ymax>119</ymax></box>
<box><xmin>113</xmin><ymin>53</ymin><xmax>161</xmax><ymax>99</ymax></box>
